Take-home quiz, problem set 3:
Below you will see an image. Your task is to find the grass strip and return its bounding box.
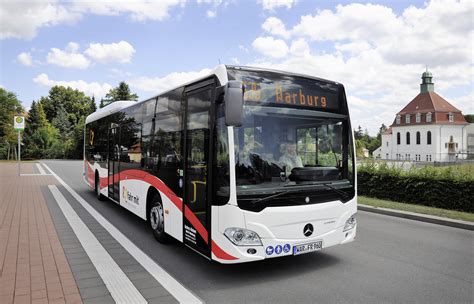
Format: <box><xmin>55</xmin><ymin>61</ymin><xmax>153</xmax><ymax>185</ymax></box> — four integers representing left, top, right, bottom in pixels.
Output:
<box><xmin>359</xmin><ymin>196</ymin><xmax>474</xmax><ymax>222</ymax></box>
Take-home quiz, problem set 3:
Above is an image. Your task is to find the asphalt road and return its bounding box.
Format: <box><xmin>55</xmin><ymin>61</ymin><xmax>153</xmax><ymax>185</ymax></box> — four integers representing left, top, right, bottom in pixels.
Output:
<box><xmin>43</xmin><ymin>160</ymin><xmax>473</xmax><ymax>304</ymax></box>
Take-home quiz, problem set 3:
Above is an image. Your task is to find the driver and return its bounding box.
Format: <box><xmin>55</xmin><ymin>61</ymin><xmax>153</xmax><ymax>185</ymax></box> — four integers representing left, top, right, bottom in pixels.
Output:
<box><xmin>278</xmin><ymin>142</ymin><xmax>303</xmax><ymax>174</ymax></box>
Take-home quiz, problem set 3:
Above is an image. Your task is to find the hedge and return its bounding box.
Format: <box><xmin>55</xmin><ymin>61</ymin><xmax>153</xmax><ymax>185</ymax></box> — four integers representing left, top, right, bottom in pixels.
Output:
<box><xmin>357</xmin><ymin>163</ymin><xmax>474</xmax><ymax>213</ymax></box>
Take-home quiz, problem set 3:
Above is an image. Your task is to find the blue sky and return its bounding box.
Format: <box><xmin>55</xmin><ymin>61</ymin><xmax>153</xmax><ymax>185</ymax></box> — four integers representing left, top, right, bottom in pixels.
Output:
<box><xmin>0</xmin><ymin>0</ymin><xmax>472</xmax><ymax>135</ymax></box>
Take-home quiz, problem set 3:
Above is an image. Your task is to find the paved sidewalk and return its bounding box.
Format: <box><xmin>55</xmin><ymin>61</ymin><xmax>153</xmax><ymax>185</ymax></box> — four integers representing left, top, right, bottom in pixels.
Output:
<box><xmin>0</xmin><ymin>163</ymin><xmax>82</xmax><ymax>304</ymax></box>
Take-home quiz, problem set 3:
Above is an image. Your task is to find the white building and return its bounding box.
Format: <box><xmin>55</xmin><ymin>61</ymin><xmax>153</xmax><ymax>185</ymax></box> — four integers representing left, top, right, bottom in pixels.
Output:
<box><xmin>374</xmin><ymin>71</ymin><xmax>473</xmax><ymax>162</ymax></box>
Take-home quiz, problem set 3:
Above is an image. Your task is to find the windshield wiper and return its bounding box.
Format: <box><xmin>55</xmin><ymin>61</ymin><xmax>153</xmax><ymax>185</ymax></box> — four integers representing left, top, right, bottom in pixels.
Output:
<box><xmin>250</xmin><ymin>190</ymin><xmax>291</xmax><ymax>206</ymax></box>
<box><xmin>320</xmin><ymin>183</ymin><xmax>349</xmax><ymax>199</ymax></box>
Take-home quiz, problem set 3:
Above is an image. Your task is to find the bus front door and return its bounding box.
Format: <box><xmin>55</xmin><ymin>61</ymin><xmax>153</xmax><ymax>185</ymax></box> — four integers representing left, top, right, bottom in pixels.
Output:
<box><xmin>183</xmin><ymin>83</ymin><xmax>214</xmax><ymax>258</ymax></box>
<box><xmin>108</xmin><ymin>126</ymin><xmax>120</xmax><ymax>202</ymax></box>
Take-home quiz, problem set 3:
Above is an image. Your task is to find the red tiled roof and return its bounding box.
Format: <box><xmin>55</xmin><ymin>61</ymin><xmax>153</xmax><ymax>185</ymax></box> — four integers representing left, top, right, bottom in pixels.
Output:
<box><xmin>398</xmin><ymin>92</ymin><xmax>462</xmax><ymax>114</ymax></box>
<box><xmin>390</xmin><ymin>92</ymin><xmax>467</xmax><ymax>127</ymax></box>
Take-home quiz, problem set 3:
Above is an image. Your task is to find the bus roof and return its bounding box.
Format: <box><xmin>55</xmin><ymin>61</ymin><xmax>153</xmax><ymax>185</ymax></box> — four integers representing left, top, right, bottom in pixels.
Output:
<box><xmin>85</xmin><ymin>65</ymin><xmax>343</xmax><ymax>124</ymax></box>
<box><xmin>85</xmin><ymin>100</ymin><xmax>137</xmax><ymax>124</ymax></box>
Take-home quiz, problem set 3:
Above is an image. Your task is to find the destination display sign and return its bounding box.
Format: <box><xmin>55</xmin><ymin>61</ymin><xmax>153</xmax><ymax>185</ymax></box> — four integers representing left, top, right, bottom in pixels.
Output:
<box><xmin>227</xmin><ymin>69</ymin><xmax>340</xmax><ymax>111</ymax></box>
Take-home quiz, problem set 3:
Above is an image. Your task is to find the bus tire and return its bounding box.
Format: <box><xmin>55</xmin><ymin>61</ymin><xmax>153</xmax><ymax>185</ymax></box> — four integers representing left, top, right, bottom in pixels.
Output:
<box><xmin>149</xmin><ymin>194</ymin><xmax>169</xmax><ymax>243</ymax></box>
<box><xmin>95</xmin><ymin>172</ymin><xmax>106</xmax><ymax>201</ymax></box>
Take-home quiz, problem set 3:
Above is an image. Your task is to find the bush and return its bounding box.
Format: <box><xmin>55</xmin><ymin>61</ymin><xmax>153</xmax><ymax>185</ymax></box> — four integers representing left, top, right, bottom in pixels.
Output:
<box><xmin>358</xmin><ymin>162</ymin><xmax>474</xmax><ymax>213</ymax></box>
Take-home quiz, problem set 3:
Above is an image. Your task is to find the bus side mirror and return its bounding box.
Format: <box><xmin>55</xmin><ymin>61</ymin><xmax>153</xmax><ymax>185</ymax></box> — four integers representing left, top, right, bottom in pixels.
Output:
<box><xmin>224</xmin><ymin>81</ymin><xmax>244</xmax><ymax>127</ymax></box>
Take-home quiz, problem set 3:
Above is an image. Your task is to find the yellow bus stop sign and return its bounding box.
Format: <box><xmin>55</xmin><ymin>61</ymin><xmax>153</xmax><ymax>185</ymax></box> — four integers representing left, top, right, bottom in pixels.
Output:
<box><xmin>14</xmin><ymin>116</ymin><xmax>25</xmax><ymax>131</ymax></box>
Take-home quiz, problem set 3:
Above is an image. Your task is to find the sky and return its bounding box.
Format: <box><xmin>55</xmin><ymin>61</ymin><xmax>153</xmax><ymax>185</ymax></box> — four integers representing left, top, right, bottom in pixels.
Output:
<box><xmin>0</xmin><ymin>0</ymin><xmax>472</xmax><ymax>135</ymax></box>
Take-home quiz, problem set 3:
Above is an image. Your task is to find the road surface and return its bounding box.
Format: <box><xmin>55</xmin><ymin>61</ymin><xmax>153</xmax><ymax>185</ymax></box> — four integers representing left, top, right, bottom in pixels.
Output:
<box><xmin>43</xmin><ymin>160</ymin><xmax>473</xmax><ymax>304</ymax></box>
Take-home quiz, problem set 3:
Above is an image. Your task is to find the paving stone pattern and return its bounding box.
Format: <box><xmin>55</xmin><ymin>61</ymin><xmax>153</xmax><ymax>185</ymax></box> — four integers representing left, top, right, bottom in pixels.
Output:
<box><xmin>0</xmin><ymin>163</ymin><xmax>82</xmax><ymax>304</ymax></box>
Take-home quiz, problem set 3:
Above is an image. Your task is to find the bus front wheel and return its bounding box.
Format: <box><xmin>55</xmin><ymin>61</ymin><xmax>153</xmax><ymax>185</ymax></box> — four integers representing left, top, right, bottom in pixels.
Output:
<box><xmin>95</xmin><ymin>173</ymin><xmax>106</xmax><ymax>201</ymax></box>
<box><xmin>149</xmin><ymin>194</ymin><xmax>169</xmax><ymax>243</ymax></box>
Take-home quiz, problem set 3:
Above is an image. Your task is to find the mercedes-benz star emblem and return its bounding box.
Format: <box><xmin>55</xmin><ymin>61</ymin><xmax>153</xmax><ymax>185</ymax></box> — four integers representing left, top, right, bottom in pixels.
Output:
<box><xmin>303</xmin><ymin>223</ymin><xmax>313</xmax><ymax>237</ymax></box>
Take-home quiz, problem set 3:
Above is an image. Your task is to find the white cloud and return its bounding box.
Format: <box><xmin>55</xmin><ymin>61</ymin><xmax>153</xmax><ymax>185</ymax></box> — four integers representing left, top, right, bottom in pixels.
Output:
<box><xmin>17</xmin><ymin>52</ymin><xmax>33</xmax><ymax>66</ymax></box>
<box><xmin>252</xmin><ymin>36</ymin><xmax>289</xmax><ymax>58</ymax></box>
<box><xmin>239</xmin><ymin>45</ymin><xmax>249</xmax><ymax>53</ymax></box>
<box><xmin>262</xmin><ymin>17</ymin><xmax>290</xmax><ymax>39</ymax></box>
<box><xmin>129</xmin><ymin>68</ymin><xmax>212</xmax><ymax>93</ymax></box>
<box><xmin>247</xmin><ymin>0</ymin><xmax>473</xmax><ymax>134</ymax></box>
<box><xmin>33</xmin><ymin>73</ymin><xmax>112</xmax><ymax>98</ymax></box>
<box><xmin>0</xmin><ymin>0</ymin><xmax>80</xmax><ymax>39</ymax></box>
<box><xmin>289</xmin><ymin>39</ymin><xmax>310</xmax><ymax>57</ymax></box>
<box><xmin>46</xmin><ymin>42</ymin><xmax>90</xmax><ymax>69</ymax></box>
<box><xmin>85</xmin><ymin>41</ymin><xmax>135</xmax><ymax>64</ymax></box>
<box><xmin>206</xmin><ymin>10</ymin><xmax>217</xmax><ymax>18</ymax></box>
<box><xmin>1</xmin><ymin>0</ymin><xmax>185</xmax><ymax>40</ymax></box>
<box><xmin>73</xmin><ymin>0</ymin><xmax>185</xmax><ymax>22</ymax></box>
<box><xmin>258</xmin><ymin>0</ymin><xmax>296</xmax><ymax>10</ymax></box>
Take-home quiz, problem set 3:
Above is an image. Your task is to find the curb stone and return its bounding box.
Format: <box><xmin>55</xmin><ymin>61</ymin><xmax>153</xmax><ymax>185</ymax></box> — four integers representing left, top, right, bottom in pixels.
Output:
<box><xmin>358</xmin><ymin>204</ymin><xmax>474</xmax><ymax>231</ymax></box>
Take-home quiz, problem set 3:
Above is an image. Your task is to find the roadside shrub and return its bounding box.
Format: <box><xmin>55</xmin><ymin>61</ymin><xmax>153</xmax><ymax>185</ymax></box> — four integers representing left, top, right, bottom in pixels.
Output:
<box><xmin>358</xmin><ymin>161</ymin><xmax>474</xmax><ymax>213</ymax></box>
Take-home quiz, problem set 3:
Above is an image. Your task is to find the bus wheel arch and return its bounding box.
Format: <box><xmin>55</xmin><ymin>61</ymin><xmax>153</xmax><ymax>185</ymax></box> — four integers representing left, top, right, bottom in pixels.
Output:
<box><xmin>147</xmin><ymin>187</ymin><xmax>169</xmax><ymax>243</ymax></box>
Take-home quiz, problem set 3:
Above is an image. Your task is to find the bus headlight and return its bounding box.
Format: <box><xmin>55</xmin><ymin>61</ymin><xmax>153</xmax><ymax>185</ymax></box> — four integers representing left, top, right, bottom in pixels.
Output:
<box><xmin>224</xmin><ymin>228</ymin><xmax>262</xmax><ymax>246</ymax></box>
<box><xmin>343</xmin><ymin>214</ymin><xmax>356</xmax><ymax>232</ymax></box>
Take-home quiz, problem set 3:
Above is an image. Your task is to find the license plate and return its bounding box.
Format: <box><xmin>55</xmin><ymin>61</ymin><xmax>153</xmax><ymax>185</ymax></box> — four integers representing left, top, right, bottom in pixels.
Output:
<box><xmin>293</xmin><ymin>241</ymin><xmax>323</xmax><ymax>255</ymax></box>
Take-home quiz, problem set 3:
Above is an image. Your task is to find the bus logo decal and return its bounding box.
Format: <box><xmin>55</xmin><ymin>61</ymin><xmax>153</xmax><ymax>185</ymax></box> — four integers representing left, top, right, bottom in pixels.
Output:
<box><xmin>303</xmin><ymin>224</ymin><xmax>314</xmax><ymax>237</ymax></box>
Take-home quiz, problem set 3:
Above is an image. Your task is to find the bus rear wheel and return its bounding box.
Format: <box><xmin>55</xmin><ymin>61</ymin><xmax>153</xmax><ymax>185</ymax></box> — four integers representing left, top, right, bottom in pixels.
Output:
<box><xmin>150</xmin><ymin>194</ymin><xmax>169</xmax><ymax>243</ymax></box>
<box><xmin>95</xmin><ymin>173</ymin><xmax>106</xmax><ymax>201</ymax></box>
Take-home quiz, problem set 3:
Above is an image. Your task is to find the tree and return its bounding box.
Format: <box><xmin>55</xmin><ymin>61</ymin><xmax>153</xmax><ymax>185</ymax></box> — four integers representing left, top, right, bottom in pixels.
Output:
<box><xmin>464</xmin><ymin>114</ymin><xmax>474</xmax><ymax>123</ymax></box>
<box><xmin>37</xmin><ymin>86</ymin><xmax>96</xmax><ymax>158</ymax></box>
<box><xmin>40</xmin><ymin>86</ymin><xmax>96</xmax><ymax>124</ymax></box>
<box><xmin>101</xmin><ymin>81</ymin><xmax>138</xmax><ymax>107</ymax></box>
<box><xmin>354</xmin><ymin>125</ymin><xmax>363</xmax><ymax>140</ymax></box>
<box><xmin>0</xmin><ymin>88</ymin><xmax>24</xmax><ymax>159</ymax></box>
<box><xmin>52</xmin><ymin>104</ymin><xmax>74</xmax><ymax>158</ymax></box>
<box><xmin>24</xmin><ymin>101</ymin><xmax>56</xmax><ymax>159</ymax></box>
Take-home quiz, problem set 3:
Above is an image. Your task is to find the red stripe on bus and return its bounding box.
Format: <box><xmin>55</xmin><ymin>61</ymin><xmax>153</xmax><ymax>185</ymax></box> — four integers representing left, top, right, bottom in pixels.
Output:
<box><xmin>86</xmin><ymin>163</ymin><xmax>237</xmax><ymax>260</ymax></box>
<box><xmin>184</xmin><ymin>205</ymin><xmax>208</xmax><ymax>244</ymax></box>
<box><xmin>212</xmin><ymin>241</ymin><xmax>238</xmax><ymax>260</ymax></box>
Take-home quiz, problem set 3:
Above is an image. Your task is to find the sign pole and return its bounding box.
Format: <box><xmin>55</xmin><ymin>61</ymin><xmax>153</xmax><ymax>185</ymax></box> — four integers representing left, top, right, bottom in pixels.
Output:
<box><xmin>14</xmin><ymin>115</ymin><xmax>25</xmax><ymax>176</ymax></box>
<box><xmin>18</xmin><ymin>130</ymin><xmax>21</xmax><ymax>176</ymax></box>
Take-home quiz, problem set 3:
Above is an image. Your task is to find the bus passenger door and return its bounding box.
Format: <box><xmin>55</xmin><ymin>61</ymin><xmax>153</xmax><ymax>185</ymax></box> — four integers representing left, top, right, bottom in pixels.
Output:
<box><xmin>108</xmin><ymin>126</ymin><xmax>120</xmax><ymax>202</ymax></box>
<box><xmin>183</xmin><ymin>81</ymin><xmax>214</xmax><ymax>258</ymax></box>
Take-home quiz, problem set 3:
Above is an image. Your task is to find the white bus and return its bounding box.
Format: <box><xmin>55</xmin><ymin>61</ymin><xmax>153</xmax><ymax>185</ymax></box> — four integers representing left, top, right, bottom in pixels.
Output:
<box><xmin>84</xmin><ymin>65</ymin><xmax>357</xmax><ymax>264</ymax></box>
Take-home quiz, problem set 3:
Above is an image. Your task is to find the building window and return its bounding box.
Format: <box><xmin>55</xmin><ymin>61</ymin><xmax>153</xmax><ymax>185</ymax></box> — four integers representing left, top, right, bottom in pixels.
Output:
<box><xmin>416</xmin><ymin>131</ymin><xmax>420</xmax><ymax>144</ymax></box>
<box><xmin>386</xmin><ymin>153</ymin><xmax>389</xmax><ymax>159</ymax></box>
<box><xmin>397</xmin><ymin>132</ymin><xmax>400</xmax><ymax>145</ymax></box>
<box><xmin>426</xmin><ymin>112</ymin><xmax>432</xmax><ymax>123</ymax></box>
<box><xmin>427</xmin><ymin>131</ymin><xmax>431</xmax><ymax>145</ymax></box>
<box><xmin>405</xmin><ymin>114</ymin><xmax>411</xmax><ymax>124</ymax></box>
<box><xmin>448</xmin><ymin>112</ymin><xmax>454</xmax><ymax>122</ymax></box>
<box><xmin>416</xmin><ymin>113</ymin><xmax>421</xmax><ymax>123</ymax></box>
<box><xmin>396</xmin><ymin>115</ymin><xmax>401</xmax><ymax>124</ymax></box>
<box><xmin>386</xmin><ymin>141</ymin><xmax>389</xmax><ymax>147</ymax></box>
<box><xmin>406</xmin><ymin>132</ymin><xmax>410</xmax><ymax>145</ymax></box>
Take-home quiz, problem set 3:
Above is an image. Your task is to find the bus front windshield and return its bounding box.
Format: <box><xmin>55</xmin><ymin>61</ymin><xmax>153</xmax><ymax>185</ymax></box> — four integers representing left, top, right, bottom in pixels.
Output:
<box><xmin>234</xmin><ymin>105</ymin><xmax>354</xmax><ymax>193</ymax></box>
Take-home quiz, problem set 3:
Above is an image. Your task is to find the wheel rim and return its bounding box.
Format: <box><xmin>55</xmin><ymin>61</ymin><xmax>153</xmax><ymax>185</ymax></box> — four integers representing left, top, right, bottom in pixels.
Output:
<box><xmin>150</xmin><ymin>204</ymin><xmax>164</xmax><ymax>232</ymax></box>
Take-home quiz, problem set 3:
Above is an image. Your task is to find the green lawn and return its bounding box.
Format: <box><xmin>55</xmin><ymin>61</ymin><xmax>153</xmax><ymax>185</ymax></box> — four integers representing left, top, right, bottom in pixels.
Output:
<box><xmin>359</xmin><ymin>196</ymin><xmax>474</xmax><ymax>222</ymax></box>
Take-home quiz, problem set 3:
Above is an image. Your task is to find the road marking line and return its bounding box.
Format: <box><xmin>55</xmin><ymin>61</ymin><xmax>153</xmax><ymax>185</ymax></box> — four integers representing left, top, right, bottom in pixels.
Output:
<box><xmin>48</xmin><ymin>185</ymin><xmax>147</xmax><ymax>304</ymax></box>
<box><xmin>43</xmin><ymin>163</ymin><xmax>203</xmax><ymax>304</ymax></box>
<box><xmin>36</xmin><ymin>163</ymin><xmax>46</xmax><ymax>175</ymax></box>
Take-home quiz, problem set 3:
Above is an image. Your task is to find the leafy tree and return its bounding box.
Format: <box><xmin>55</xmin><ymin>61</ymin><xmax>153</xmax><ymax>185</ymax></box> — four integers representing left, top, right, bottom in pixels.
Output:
<box><xmin>40</xmin><ymin>86</ymin><xmax>96</xmax><ymax>125</ymax></box>
<box><xmin>101</xmin><ymin>81</ymin><xmax>138</xmax><ymax>107</ymax></box>
<box><xmin>27</xmin><ymin>124</ymin><xmax>62</xmax><ymax>159</ymax></box>
<box><xmin>0</xmin><ymin>88</ymin><xmax>24</xmax><ymax>159</ymax></box>
<box><xmin>464</xmin><ymin>114</ymin><xmax>474</xmax><ymax>123</ymax></box>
